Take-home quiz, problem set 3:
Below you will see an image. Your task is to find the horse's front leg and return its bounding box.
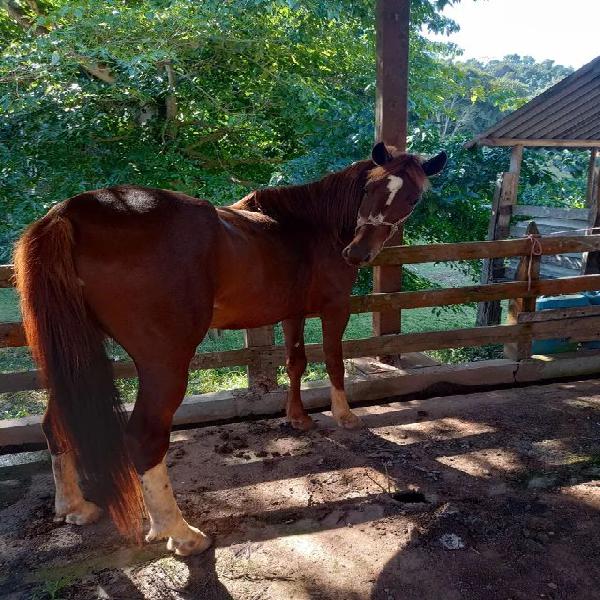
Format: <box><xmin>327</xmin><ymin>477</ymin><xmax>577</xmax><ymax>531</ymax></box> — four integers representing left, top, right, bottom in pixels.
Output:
<box><xmin>321</xmin><ymin>310</ymin><xmax>361</xmax><ymax>429</ymax></box>
<box><xmin>283</xmin><ymin>317</ymin><xmax>314</xmax><ymax>431</ymax></box>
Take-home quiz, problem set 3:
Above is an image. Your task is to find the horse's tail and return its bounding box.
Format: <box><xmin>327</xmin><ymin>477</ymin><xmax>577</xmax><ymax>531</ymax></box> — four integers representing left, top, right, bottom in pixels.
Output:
<box><xmin>13</xmin><ymin>209</ymin><xmax>144</xmax><ymax>541</ymax></box>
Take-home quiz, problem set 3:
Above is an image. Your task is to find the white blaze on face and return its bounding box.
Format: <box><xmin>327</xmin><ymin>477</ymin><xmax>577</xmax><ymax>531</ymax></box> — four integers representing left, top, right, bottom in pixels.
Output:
<box><xmin>385</xmin><ymin>175</ymin><xmax>404</xmax><ymax>206</ymax></box>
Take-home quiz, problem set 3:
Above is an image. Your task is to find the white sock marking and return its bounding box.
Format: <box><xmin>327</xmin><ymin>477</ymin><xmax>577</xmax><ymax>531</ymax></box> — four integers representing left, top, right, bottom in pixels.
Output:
<box><xmin>142</xmin><ymin>459</ymin><xmax>210</xmax><ymax>554</ymax></box>
<box><xmin>51</xmin><ymin>451</ymin><xmax>85</xmax><ymax>517</ymax></box>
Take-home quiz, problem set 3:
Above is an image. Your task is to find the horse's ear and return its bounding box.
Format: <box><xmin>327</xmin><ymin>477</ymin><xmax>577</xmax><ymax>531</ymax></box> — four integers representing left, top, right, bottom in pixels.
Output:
<box><xmin>371</xmin><ymin>142</ymin><xmax>393</xmax><ymax>166</ymax></box>
<box><xmin>422</xmin><ymin>151</ymin><xmax>447</xmax><ymax>177</ymax></box>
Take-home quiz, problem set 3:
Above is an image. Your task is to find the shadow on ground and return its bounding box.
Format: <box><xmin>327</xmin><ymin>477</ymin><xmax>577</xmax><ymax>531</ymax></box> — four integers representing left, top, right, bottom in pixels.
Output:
<box><xmin>1</xmin><ymin>379</ymin><xmax>600</xmax><ymax>599</ymax></box>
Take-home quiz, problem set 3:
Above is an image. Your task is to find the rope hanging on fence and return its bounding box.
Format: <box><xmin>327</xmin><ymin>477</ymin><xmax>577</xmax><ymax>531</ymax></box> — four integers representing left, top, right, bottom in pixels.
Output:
<box><xmin>522</xmin><ymin>225</ymin><xmax>600</xmax><ymax>291</ymax></box>
<box><xmin>527</xmin><ymin>233</ymin><xmax>543</xmax><ymax>292</ymax></box>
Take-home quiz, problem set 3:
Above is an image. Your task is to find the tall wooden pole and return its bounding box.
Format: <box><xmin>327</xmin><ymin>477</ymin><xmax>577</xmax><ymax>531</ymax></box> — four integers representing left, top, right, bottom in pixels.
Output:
<box><xmin>373</xmin><ymin>0</ymin><xmax>410</xmax><ymax>338</ymax></box>
<box><xmin>586</xmin><ymin>147</ymin><xmax>598</xmax><ymax>207</ymax></box>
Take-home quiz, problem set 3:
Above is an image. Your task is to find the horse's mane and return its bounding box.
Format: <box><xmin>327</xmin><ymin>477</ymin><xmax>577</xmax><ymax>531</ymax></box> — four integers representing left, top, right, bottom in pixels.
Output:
<box><xmin>233</xmin><ymin>154</ymin><xmax>426</xmax><ymax>237</ymax></box>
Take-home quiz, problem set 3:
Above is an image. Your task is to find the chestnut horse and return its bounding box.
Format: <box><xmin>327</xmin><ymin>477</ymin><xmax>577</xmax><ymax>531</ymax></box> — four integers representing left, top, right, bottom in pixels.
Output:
<box><xmin>14</xmin><ymin>142</ymin><xmax>446</xmax><ymax>555</ymax></box>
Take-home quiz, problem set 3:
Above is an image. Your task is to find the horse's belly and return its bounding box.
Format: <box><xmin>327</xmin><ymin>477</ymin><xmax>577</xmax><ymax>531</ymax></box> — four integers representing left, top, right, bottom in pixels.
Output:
<box><xmin>209</xmin><ymin>287</ymin><xmax>305</xmax><ymax>330</ymax></box>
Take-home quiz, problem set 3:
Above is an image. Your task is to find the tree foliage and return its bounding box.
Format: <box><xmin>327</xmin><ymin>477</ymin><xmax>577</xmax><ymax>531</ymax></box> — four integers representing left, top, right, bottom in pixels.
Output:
<box><xmin>0</xmin><ymin>0</ymin><xmax>585</xmax><ymax>265</ymax></box>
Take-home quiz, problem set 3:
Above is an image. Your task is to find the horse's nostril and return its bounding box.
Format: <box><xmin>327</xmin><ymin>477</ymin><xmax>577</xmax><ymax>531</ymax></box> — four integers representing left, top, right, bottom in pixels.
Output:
<box><xmin>342</xmin><ymin>247</ymin><xmax>350</xmax><ymax>258</ymax></box>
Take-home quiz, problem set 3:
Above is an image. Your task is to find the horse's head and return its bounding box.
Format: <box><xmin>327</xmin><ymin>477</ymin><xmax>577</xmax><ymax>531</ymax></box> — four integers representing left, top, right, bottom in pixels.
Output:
<box><xmin>342</xmin><ymin>143</ymin><xmax>447</xmax><ymax>267</ymax></box>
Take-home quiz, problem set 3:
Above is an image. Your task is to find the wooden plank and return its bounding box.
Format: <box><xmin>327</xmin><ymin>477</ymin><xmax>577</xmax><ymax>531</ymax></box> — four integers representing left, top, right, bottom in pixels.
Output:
<box><xmin>350</xmin><ymin>274</ymin><xmax>600</xmax><ymax>313</ymax></box>
<box><xmin>3</xmin><ymin>234</ymin><xmax>600</xmax><ymax>288</ymax></box>
<box><xmin>0</xmin><ymin>361</ymin><xmax>517</xmax><ymax>447</ymax></box>
<box><xmin>510</xmin><ymin>220</ymin><xmax>587</xmax><ymax>239</ymax></box>
<box><xmin>7</xmin><ymin>351</ymin><xmax>600</xmax><ymax>448</ymax></box>
<box><xmin>5</xmin><ymin>270</ymin><xmax>600</xmax><ymax>352</ymax></box>
<box><xmin>519</xmin><ymin>305</ymin><xmax>600</xmax><ymax>323</ymax></box>
<box><xmin>583</xmin><ymin>164</ymin><xmax>600</xmax><ymax>274</ymax></box>
<box><xmin>373</xmin><ymin>235</ymin><xmax>600</xmax><ymax>266</ymax></box>
<box><xmin>495</xmin><ymin>172</ymin><xmax>518</xmax><ymax>244</ymax></box>
<box><xmin>244</xmin><ymin>326</ymin><xmax>278</xmax><ymax>392</ymax></box>
<box><xmin>0</xmin><ymin>265</ymin><xmax>14</xmax><ymax>288</ymax></box>
<box><xmin>0</xmin><ymin>322</ymin><xmax>26</xmax><ymax>347</ymax></box>
<box><xmin>0</xmin><ymin>347</ymin><xmax>255</xmax><ymax>393</ymax></box>
<box><xmin>477</xmin><ymin>139</ymin><xmax>600</xmax><ymax>148</ymax></box>
<box><xmin>477</xmin><ymin>175</ymin><xmax>506</xmax><ymax>326</ymax></box>
<box><xmin>372</xmin><ymin>0</ymin><xmax>410</xmax><ymax>339</ymax></box>
<box><xmin>586</xmin><ymin>148</ymin><xmax>598</xmax><ymax>207</ymax></box>
<box><xmin>504</xmin><ymin>222</ymin><xmax>541</xmax><ymax>360</ymax></box>
<box><xmin>7</xmin><ymin>312</ymin><xmax>600</xmax><ymax>394</ymax></box>
<box><xmin>512</xmin><ymin>205</ymin><xmax>589</xmax><ymax>221</ymax></box>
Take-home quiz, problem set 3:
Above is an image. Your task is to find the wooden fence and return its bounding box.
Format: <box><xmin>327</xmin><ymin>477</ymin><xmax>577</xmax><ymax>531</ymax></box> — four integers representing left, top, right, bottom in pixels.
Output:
<box><xmin>4</xmin><ymin>226</ymin><xmax>600</xmax><ymax>445</ymax></box>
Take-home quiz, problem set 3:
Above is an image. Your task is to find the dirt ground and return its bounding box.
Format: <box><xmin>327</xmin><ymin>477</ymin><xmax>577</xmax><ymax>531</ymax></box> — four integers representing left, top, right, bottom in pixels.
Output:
<box><xmin>1</xmin><ymin>379</ymin><xmax>600</xmax><ymax>600</ymax></box>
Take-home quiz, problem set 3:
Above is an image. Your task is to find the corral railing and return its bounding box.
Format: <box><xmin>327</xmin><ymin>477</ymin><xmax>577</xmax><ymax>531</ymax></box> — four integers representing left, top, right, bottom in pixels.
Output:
<box><xmin>4</xmin><ymin>226</ymin><xmax>600</xmax><ymax>445</ymax></box>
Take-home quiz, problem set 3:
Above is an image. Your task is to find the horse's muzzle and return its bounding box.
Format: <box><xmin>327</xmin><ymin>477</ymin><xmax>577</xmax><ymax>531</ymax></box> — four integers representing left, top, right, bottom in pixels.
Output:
<box><xmin>342</xmin><ymin>244</ymin><xmax>372</xmax><ymax>267</ymax></box>
<box><xmin>343</xmin><ymin>225</ymin><xmax>390</xmax><ymax>267</ymax></box>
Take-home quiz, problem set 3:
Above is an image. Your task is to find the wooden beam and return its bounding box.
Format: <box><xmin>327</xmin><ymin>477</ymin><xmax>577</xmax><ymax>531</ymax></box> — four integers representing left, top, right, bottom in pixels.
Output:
<box><xmin>7</xmin><ymin>352</ymin><xmax>600</xmax><ymax>448</ymax></box>
<box><xmin>512</xmin><ymin>205</ymin><xmax>589</xmax><ymax>221</ymax></box>
<box><xmin>509</xmin><ymin>145</ymin><xmax>523</xmax><ymax>176</ymax></box>
<box><xmin>244</xmin><ymin>326</ymin><xmax>278</xmax><ymax>392</ymax></box>
<box><xmin>518</xmin><ymin>305</ymin><xmax>600</xmax><ymax>323</ymax></box>
<box><xmin>7</xmin><ymin>307</ymin><xmax>600</xmax><ymax>394</ymax></box>
<box><xmin>583</xmin><ymin>163</ymin><xmax>600</xmax><ymax>274</ymax></box>
<box><xmin>504</xmin><ymin>222</ymin><xmax>541</xmax><ymax>360</ymax></box>
<box><xmin>373</xmin><ymin>234</ymin><xmax>600</xmax><ymax>266</ymax></box>
<box><xmin>350</xmin><ymin>274</ymin><xmax>600</xmax><ymax>313</ymax></box>
<box><xmin>4</xmin><ymin>269</ymin><xmax>600</xmax><ymax>352</ymax></box>
<box><xmin>476</xmin><ymin>172</ymin><xmax>517</xmax><ymax>326</ymax></box>
<box><xmin>374</xmin><ymin>0</ymin><xmax>409</xmax><ymax>149</ymax></box>
<box><xmin>477</xmin><ymin>138</ymin><xmax>600</xmax><ymax>148</ymax></box>
<box><xmin>0</xmin><ymin>265</ymin><xmax>14</xmax><ymax>288</ymax></box>
<box><xmin>586</xmin><ymin>148</ymin><xmax>598</xmax><ymax>207</ymax></box>
<box><xmin>0</xmin><ymin>322</ymin><xmax>25</xmax><ymax>347</ymax></box>
<box><xmin>372</xmin><ymin>0</ymin><xmax>410</xmax><ymax>338</ymax></box>
<box><xmin>3</xmin><ymin>234</ymin><xmax>600</xmax><ymax>292</ymax></box>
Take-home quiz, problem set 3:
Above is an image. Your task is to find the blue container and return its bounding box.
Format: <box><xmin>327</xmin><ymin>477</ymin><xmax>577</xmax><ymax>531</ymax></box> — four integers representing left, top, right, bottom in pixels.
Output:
<box><xmin>532</xmin><ymin>294</ymin><xmax>590</xmax><ymax>354</ymax></box>
<box><xmin>584</xmin><ymin>291</ymin><xmax>600</xmax><ymax>305</ymax></box>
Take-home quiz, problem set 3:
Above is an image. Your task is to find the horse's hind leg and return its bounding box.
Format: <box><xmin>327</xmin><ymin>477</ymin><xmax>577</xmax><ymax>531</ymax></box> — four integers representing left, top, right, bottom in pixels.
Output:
<box><xmin>127</xmin><ymin>355</ymin><xmax>212</xmax><ymax>556</ymax></box>
<box><xmin>283</xmin><ymin>317</ymin><xmax>314</xmax><ymax>431</ymax></box>
<box><xmin>42</xmin><ymin>408</ymin><xmax>102</xmax><ymax>525</ymax></box>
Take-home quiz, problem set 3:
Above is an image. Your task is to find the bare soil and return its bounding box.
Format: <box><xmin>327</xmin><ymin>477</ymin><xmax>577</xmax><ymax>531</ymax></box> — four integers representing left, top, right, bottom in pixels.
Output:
<box><xmin>1</xmin><ymin>379</ymin><xmax>600</xmax><ymax>600</ymax></box>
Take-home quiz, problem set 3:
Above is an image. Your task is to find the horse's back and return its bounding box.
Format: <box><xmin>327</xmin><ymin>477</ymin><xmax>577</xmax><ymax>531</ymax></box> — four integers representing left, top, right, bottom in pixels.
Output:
<box><xmin>53</xmin><ymin>185</ymin><xmax>220</xmax><ymax>352</ymax></box>
<box><xmin>62</xmin><ymin>184</ymin><xmax>216</xmax><ymax>224</ymax></box>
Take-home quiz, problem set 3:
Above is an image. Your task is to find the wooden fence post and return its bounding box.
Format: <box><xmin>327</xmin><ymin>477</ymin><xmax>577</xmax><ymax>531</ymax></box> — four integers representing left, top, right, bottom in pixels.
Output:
<box><xmin>372</xmin><ymin>0</ymin><xmax>410</xmax><ymax>343</ymax></box>
<box><xmin>582</xmin><ymin>155</ymin><xmax>600</xmax><ymax>274</ymax></box>
<box><xmin>504</xmin><ymin>222</ymin><xmax>541</xmax><ymax>360</ymax></box>
<box><xmin>244</xmin><ymin>326</ymin><xmax>278</xmax><ymax>392</ymax></box>
<box><xmin>476</xmin><ymin>171</ymin><xmax>518</xmax><ymax>326</ymax></box>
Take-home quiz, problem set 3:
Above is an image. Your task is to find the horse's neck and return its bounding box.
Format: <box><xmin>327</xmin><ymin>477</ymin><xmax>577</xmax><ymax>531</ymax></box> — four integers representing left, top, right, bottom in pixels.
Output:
<box><xmin>257</xmin><ymin>174</ymin><xmax>361</xmax><ymax>233</ymax></box>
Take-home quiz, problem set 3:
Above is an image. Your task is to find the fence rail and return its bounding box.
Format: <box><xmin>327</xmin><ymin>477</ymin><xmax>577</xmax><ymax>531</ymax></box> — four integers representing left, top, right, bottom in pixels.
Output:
<box><xmin>3</xmin><ymin>231</ymin><xmax>600</xmax><ymax>396</ymax></box>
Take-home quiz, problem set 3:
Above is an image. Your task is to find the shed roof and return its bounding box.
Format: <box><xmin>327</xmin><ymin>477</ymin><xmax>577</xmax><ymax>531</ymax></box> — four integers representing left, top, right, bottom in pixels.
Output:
<box><xmin>467</xmin><ymin>56</ymin><xmax>600</xmax><ymax>148</ymax></box>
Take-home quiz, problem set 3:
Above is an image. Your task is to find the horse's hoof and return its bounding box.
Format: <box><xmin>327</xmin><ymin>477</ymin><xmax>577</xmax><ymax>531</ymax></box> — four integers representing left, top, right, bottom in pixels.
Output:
<box><xmin>289</xmin><ymin>415</ymin><xmax>316</xmax><ymax>431</ymax></box>
<box><xmin>167</xmin><ymin>528</ymin><xmax>213</xmax><ymax>557</ymax></box>
<box><xmin>60</xmin><ymin>500</ymin><xmax>102</xmax><ymax>525</ymax></box>
<box><xmin>336</xmin><ymin>411</ymin><xmax>362</xmax><ymax>430</ymax></box>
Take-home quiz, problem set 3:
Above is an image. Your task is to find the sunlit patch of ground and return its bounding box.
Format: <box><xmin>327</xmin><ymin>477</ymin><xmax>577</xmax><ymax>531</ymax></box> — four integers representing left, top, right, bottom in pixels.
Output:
<box><xmin>2</xmin><ymin>379</ymin><xmax>600</xmax><ymax>599</ymax></box>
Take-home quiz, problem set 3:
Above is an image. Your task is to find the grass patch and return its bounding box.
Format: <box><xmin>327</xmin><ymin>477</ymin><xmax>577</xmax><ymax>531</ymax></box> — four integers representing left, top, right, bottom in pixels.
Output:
<box><xmin>0</xmin><ymin>288</ymin><xmax>20</xmax><ymax>322</ymax></box>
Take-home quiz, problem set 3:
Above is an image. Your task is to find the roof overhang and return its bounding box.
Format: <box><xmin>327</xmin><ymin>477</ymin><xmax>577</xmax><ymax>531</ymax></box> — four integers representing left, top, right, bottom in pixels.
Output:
<box><xmin>466</xmin><ymin>137</ymin><xmax>600</xmax><ymax>149</ymax></box>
